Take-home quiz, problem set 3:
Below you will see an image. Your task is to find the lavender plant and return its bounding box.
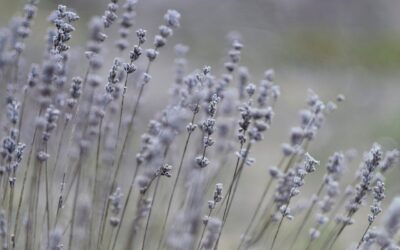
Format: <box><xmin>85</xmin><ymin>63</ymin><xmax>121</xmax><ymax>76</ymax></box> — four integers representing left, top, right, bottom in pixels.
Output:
<box><xmin>0</xmin><ymin>1</ymin><xmax>398</xmax><ymax>250</ymax></box>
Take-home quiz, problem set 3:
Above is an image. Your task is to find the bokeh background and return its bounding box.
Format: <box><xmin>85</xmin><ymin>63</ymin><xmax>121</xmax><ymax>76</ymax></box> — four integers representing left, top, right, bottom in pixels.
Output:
<box><xmin>1</xmin><ymin>0</ymin><xmax>399</xmax><ymax>249</ymax></box>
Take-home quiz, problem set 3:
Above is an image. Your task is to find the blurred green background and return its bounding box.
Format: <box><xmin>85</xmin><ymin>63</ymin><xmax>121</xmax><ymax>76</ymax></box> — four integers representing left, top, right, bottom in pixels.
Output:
<box><xmin>1</xmin><ymin>0</ymin><xmax>399</xmax><ymax>249</ymax></box>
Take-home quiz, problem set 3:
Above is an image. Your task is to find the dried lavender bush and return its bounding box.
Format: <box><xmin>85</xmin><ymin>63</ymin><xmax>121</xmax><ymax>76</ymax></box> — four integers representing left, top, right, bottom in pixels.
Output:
<box><xmin>0</xmin><ymin>1</ymin><xmax>398</xmax><ymax>250</ymax></box>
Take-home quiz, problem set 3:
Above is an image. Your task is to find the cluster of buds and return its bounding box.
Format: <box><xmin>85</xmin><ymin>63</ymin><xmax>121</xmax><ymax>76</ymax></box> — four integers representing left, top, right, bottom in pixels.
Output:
<box><xmin>0</xmin><ymin>132</ymin><xmax>26</xmax><ymax>181</ymax></box>
<box><xmin>109</xmin><ymin>187</ymin><xmax>123</xmax><ymax>227</ymax></box>
<box><xmin>195</xmin><ymin>94</ymin><xmax>220</xmax><ymax>169</ymax></box>
<box><xmin>48</xmin><ymin>5</ymin><xmax>79</xmax><ymax>53</ymax></box>
<box><xmin>346</xmin><ymin>144</ymin><xmax>382</xmax><ymax>215</ymax></box>
<box><xmin>115</xmin><ymin>0</ymin><xmax>138</xmax><ymax>51</ymax></box>
<box><xmin>103</xmin><ymin>0</ymin><xmax>119</xmax><ymax>28</ymax></box>
<box><xmin>274</xmin><ymin>153</ymin><xmax>319</xmax><ymax>220</ymax></box>
<box><xmin>10</xmin><ymin>0</ymin><xmax>39</xmax><ymax>56</ymax></box>
<box><xmin>208</xmin><ymin>183</ymin><xmax>223</xmax><ymax>210</ymax></box>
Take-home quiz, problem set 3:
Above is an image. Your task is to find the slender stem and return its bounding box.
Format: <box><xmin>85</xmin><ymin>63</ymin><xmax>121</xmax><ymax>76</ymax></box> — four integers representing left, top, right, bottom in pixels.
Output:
<box><xmin>237</xmin><ymin>155</ymin><xmax>285</xmax><ymax>250</ymax></box>
<box><xmin>109</xmin><ymin>57</ymin><xmax>153</xmax><ymax>193</ymax></box>
<box><xmin>214</xmin><ymin>142</ymin><xmax>252</xmax><ymax>250</ymax></box>
<box><xmin>68</xmin><ymin>79</ymin><xmax>95</xmax><ymax>250</ymax></box>
<box><xmin>197</xmin><ymin>209</ymin><xmax>212</xmax><ymax>250</ymax></box>
<box><xmin>109</xmin><ymin>163</ymin><xmax>141</xmax><ymax>250</ymax></box>
<box><xmin>100</xmin><ymin>55</ymin><xmax>157</xmax><ymax>248</ymax></box>
<box><xmin>156</xmin><ymin>109</ymin><xmax>198</xmax><ymax>250</ymax></box>
<box><xmin>8</xmin><ymin>168</ymin><xmax>16</xmax><ymax>248</ymax></box>
<box><xmin>216</xmin><ymin>143</ymin><xmax>244</xmax><ymax>216</ymax></box>
<box><xmin>23</xmin><ymin>106</ymin><xmax>44</xmax><ymax>249</ymax></box>
<box><xmin>247</xmin><ymin>141</ymin><xmax>310</xmax><ymax>248</ymax></box>
<box><xmin>90</xmin><ymin>118</ymin><xmax>103</xmax><ymax>250</ymax></box>
<box><xmin>318</xmin><ymin>181</ymin><xmax>358</xmax><ymax>242</ymax></box>
<box><xmin>304</xmin><ymin>236</ymin><xmax>314</xmax><ymax>250</ymax></box>
<box><xmin>140</xmin><ymin>146</ymin><xmax>170</xmax><ymax>250</ymax></box>
<box><xmin>223</xmin><ymin>160</ymin><xmax>243</xmax><ymax>222</ymax></box>
<box><xmin>12</xmin><ymin>55</ymin><xmax>20</xmax><ymax>86</ymax></box>
<box><xmin>61</xmin><ymin>66</ymin><xmax>91</xmax><ymax>190</ymax></box>
<box><xmin>44</xmin><ymin>143</ymin><xmax>51</xmax><ymax>244</ymax></box>
<box><xmin>14</xmin><ymin>123</ymin><xmax>38</xmax><ymax>243</ymax></box>
<box><xmin>319</xmin><ymin>223</ymin><xmax>340</xmax><ymax>249</ymax></box>
<box><xmin>68</xmin><ymin>152</ymin><xmax>83</xmax><ymax>250</ymax></box>
<box><xmin>116</xmin><ymin>73</ymin><xmax>129</xmax><ymax>144</ymax></box>
<box><xmin>237</xmin><ymin>175</ymin><xmax>273</xmax><ymax>249</ymax></box>
<box><xmin>270</xmin><ymin>216</ymin><xmax>284</xmax><ymax>250</ymax></box>
<box><xmin>289</xmin><ymin>181</ymin><xmax>324</xmax><ymax>250</ymax></box>
<box><xmin>32</xmin><ymin>147</ymin><xmax>43</xmax><ymax>249</ymax></box>
<box><xmin>62</xmin><ymin>81</ymin><xmax>96</xmax><ymax>204</ymax></box>
<box><xmin>356</xmin><ymin>222</ymin><xmax>372</xmax><ymax>250</ymax></box>
<box><xmin>99</xmin><ymin>75</ymin><xmax>146</xmax><ymax>246</ymax></box>
<box><xmin>246</xmin><ymin>209</ymin><xmax>274</xmax><ymax>248</ymax></box>
<box><xmin>110</xmin><ymin>144</ymin><xmax>169</xmax><ymax>250</ymax></box>
<box><xmin>141</xmin><ymin>176</ymin><xmax>161</xmax><ymax>250</ymax></box>
<box><xmin>54</xmin><ymin>173</ymin><xmax>65</xmax><ymax>229</ymax></box>
<box><xmin>270</xmin><ymin>197</ymin><xmax>292</xmax><ymax>250</ymax></box>
<box><xmin>50</xmin><ymin>119</ymin><xmax>69</xmax><ymax>184</ymax></box>
<box><xmin>2</xmin><ymin>172</ymin><xmax>9</xmax><ymax>205</ymax></box>
<box><xmin>16</xmin><ymin>87</ymin><xmax>27</xmax><ymax>143</ymax></box>
<box><xmin>217</xmin><ymin>143</ymin><xmax>243</xmax><ymax>214</ymax></box>
<box><xmin>326</xmin><ymin>223</ymin><xmax>346</xmax><ymax>250</ymax></box>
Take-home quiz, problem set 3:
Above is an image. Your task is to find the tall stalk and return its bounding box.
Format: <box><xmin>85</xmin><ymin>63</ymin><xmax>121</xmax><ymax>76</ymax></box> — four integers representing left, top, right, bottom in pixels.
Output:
<box><xmin>270</xmin><ymin>196</ymin><xmax>294</xmax><ymax>250</ymax></box>
<box><xmin>89</xmin><ymin>118</ymin><xmax>103</xmax><ymax>250</ymax></box>
<box><xmin>237</xmin><ymin>156</ymin><xmax>285</xmax><ymax>249</ymax></box>
<box><xmin>15</xmin><ymin>106</ymin><xmax>42</xmax><ymax>245</ymax></box>
<box><xmin>108</xmin><ymin>161</ymin><xmax>141</xmax><ymax>250</ymax></box>
<box><xmin>68</xmin><ymin>152</ymin><xmax>84</xmax><ymax>250</ymax></box>
<box><xmin>99</xmin><ymin>53</ymin><xmax>156</xmax><ymax>248</ymax></box>
<box><xmin>214</xmin><ymin>142</ymin><xmax>252</xmax><ymax>250</ymax></box>
<box><xmin>356</xmin><ymin>222</ymin><xmax>372</xmax><ymax>250</ymax></box>
<box><xmin>141</xmin><ymin>176</ymin><xmax>161</xmax><ymax>250</ymax></box>
<box><xmin>196</xmin><ymin>209</ymin><xmax>213</xmax><ymax>250</ymax></box>
<box><xmin>288</xmin><ymin>181</ymin><xmax>324</xmax><ymax>250</ymax></box>
<box><xmin>156</xmin><ymin>107</ymin><xmax>199</xmax><ymax>250</ymax></box>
